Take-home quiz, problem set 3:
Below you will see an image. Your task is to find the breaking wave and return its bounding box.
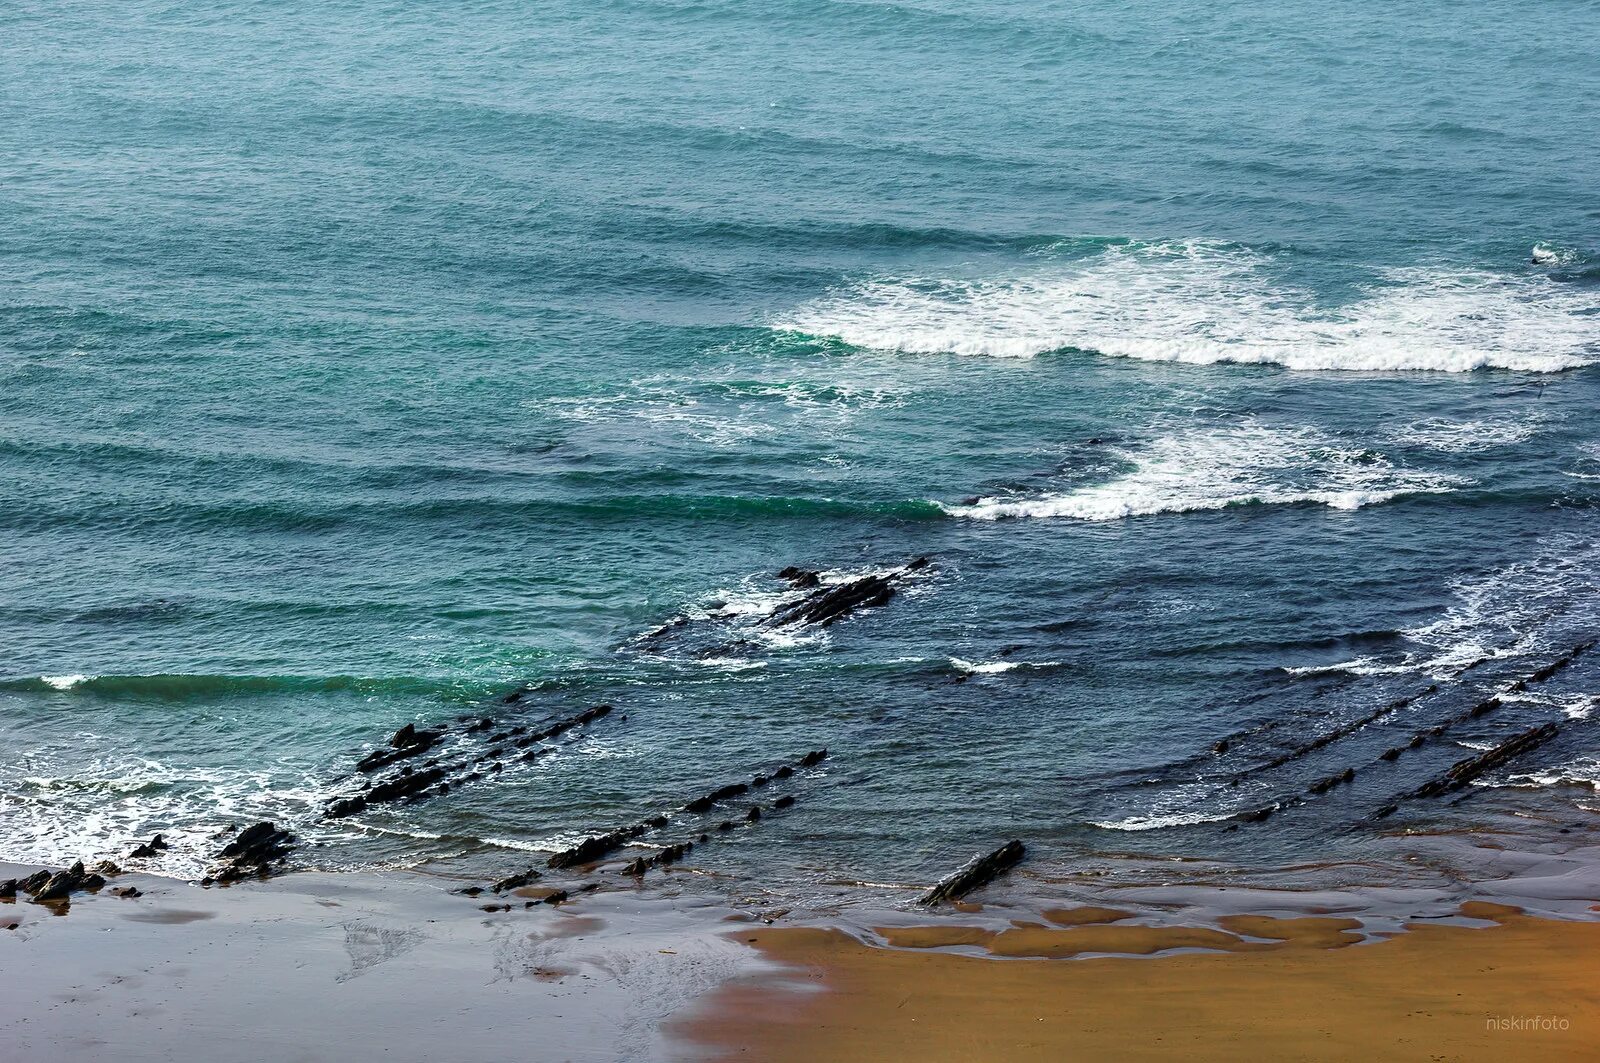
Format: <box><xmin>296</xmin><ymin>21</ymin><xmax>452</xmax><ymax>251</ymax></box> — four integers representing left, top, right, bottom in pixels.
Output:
<box><xmin>780</xmin><ymin>241</ymin><xmax>1600</xmax><ymax>372</ymax></box>
<box><xmin>944</xmin><ymin>422</ymin><xmax>1461</xmax><ymax>521</ymax></box>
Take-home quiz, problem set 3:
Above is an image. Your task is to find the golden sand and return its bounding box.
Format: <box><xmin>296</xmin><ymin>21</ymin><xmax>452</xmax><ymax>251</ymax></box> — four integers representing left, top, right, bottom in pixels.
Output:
<box><xmin>680</xmin><ymin>903</ymin><xmax>1600</xmax><ymax>1061</ymax></box>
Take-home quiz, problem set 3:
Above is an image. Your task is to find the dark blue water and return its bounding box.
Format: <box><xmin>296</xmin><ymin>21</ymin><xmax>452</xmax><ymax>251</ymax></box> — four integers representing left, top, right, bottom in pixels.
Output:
<box><xmin>3</xmin><ymin>0</ymin><xmax>1599</xmax><ymax>903</ymax></box>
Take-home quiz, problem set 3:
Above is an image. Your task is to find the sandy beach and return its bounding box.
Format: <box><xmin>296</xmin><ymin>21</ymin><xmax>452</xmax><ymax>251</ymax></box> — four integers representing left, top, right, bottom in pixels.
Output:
<box><xmin>6</xmin><ymin>842</ymin><xmax>1600</xmax><ymax>1062</ymax></box>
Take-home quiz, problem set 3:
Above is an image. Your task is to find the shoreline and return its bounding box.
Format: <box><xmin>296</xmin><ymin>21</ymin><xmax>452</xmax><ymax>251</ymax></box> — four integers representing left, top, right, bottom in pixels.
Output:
<box><xmin>5</xmin><ymin>838</ymin><xmax>1600</xmax><ymax>1061</ymax></box>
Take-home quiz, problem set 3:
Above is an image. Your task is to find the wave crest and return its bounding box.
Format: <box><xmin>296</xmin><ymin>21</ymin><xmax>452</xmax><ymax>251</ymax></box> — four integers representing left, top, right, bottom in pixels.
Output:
<box><xmin>780</xmin><ymin>242</ymin><xmax>1600</xmax><ymax>372</ymax></box>
<box><xmin>943</xmin><ymin>422</ymin><xmax>1462</xmax><ymax>521</ymax></box>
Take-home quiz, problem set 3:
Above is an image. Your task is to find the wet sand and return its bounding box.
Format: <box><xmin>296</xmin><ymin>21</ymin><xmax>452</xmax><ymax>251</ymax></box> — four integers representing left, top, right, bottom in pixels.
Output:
<box><xmin>5</xmin><ymin>846</ymin><xmax>1600</xmax><ymax>1062</ymax></box>
<box><xmin>0</xmin><ymin>863</ymin><xmax>763</xmax><ymax>1063</ymax></box>
<box><xmin>679</xmin><ymin>902</ymin><xmax>1600</xmax><ymax>1061</ymax></box>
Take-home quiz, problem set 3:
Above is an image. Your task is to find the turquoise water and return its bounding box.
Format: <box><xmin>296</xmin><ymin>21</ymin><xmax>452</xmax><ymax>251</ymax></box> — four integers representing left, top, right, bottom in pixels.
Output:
<box><xmin>3</xmin><ymin>1</ymin><xmax>1599</xmax><ymax>900</ymax></box>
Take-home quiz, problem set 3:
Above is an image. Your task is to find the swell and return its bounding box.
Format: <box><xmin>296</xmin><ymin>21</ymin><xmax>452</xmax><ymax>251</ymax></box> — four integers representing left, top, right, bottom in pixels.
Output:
<box><xmin>0</xmin><ymin>493</ymin><xmax>948</xmax><ymax>535</ymax></box>
<box><xmin>0</xmin><ymin>672</ymin><xmax>504</xmax><ymax>702</ymax></box>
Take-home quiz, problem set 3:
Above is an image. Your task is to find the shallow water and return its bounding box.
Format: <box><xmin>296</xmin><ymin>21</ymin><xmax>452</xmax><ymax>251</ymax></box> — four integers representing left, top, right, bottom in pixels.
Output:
<box><xmin>3</xmin><ymin>0</ymin><xmax>1599</xmax><ymax>904</ymax></box>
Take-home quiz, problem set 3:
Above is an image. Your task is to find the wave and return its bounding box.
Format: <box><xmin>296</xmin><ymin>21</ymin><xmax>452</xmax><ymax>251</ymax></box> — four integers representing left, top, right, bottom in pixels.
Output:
<box><xmin>1293</xmin><ymin>534</ymin><xmax>1600</xmax><ymax>681</ymax></box>
<box><xmin>943</xmin><ymin>422</ymin><xmax>1462</xmax><ymax>521</ymax></box>
<box><xmin>1506</xmin><ymin>755</ymin><xmax>1600</xmax><ymax>790</ymax></box>
<box><xmin>779</xmin><ymin>241</ymin><xmax>1600</xmax><ymax>372</ymax></box>
<box><xmin>0</xmin><ymin>753</ymin><xmax>331</xmax><ymax>876</ymax></box>
<box><xmin>1</xmin><ymin>672</ymin><xmax>496</xmax><ymax>701</ymax></box>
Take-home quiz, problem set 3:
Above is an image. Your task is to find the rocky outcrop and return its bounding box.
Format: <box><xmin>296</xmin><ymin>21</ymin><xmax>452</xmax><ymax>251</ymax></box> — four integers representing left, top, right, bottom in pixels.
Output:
<box><xmin>634</xmin><ymin>558</ymin><xmax>934</xmax><ymax>657</ymax></box>
<box><xmin>919</xmin><ymin>840</ymin><xmax>1026</xmax><ymax>905</ymax></box>
<box><xmin>1</xmin><ymin>861</ymin><xmax>111</xmax><ymax>906</ymax></box>
<box><xmin>127</xmin><ymin>834</ymin><xmax>170</xmax><ymax>859</ymax></box>
<box><xmin>1409</xmin><ymin>723</ymin><xmax>1560</xmax><ymax>801</ymax></box>
<box><xmin>326</xmin><ymin>704</ymin><xmax>615</xmax><ymax>819</ymax></box>
<box><xmin>767</xmin><ymin>559</ymin><xmax>929</xmax><ymax>629</ymax></box>
<box><xmin>202</xmin><ymin>821</ymin><xmax>294</xmax><ymax>885</ymax></box>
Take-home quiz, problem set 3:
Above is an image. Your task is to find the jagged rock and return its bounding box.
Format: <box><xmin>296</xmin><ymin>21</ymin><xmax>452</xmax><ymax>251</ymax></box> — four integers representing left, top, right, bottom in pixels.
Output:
<box><xmin>326</xmin><ymin>795</ymin><xmax>369</xmax><ymax>818</ymax></box>
<box><xmin>330</xmin><ymin>705</ymin><xmax>614</xmax><ymax>818</ymax></box>
<box><xmin>547</xmin><ymin>820</ymin><xmax>658</xmax><ymax>869</ymax></box>
<box><xmin>356</xmin><ymin>724</ymin><xmax>446</xmax><ymax>773</ymax></box>
<box><xmin>491</xmin><ymin>867</ymin><xmax>542</xmax><ymax>893</ymax></box>
<box><xmin>777</xmin><ymin>566</ymin><xmax>822</xmax><ymax>589</ymax></box>
<box><xmin>919</xmin><ymin>841</ymin><xmax>1026</xmax><ymax>905</ymax></box>
<box><xmin>799</xmin><ymin>749</ymin><xmax>828</xmax><ymax>767</ymax></box>
<box><xmin>1527</xmin><ymin>641</ymin><xmax>1594</xmax><ymax>683</ymax></box>
<box><xmin>207</xmin><ymin>821</ymin><xmax>294</xmax><ymax>884</ymax></box>
<box><xmin>762</xmin><ymin>558</ymin><xmax>930</xmax><ymax>629</ymax></box>
<box><xmin>768</xmin><ymin>575</ymin><xmax>894</xmax><ymax>628</ymax></box>
<box><xmin>128</xmin><ymin>834</ymin><xmax>169</xmax><ymax>859</ymax></box>
<box><xmin>1412</xmin><ymin>723</ymin><xmax>1560</xmax><ymax>799</ymax></box>
<box><xmin>30</xmin><ymin>861</ymin><xmax>103</xmax><ymax>904</ymax></box>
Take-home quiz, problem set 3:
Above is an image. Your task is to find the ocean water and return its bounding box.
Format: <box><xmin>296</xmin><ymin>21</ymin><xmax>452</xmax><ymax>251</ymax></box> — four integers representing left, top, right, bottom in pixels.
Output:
<box><xmin>3</xmin><ymin>0</ymin><xmax>1600</xmax><ymax>902</ymax></box>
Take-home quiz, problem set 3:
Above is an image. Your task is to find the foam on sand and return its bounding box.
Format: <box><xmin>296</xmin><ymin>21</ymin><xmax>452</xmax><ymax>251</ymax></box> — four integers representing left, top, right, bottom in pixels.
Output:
<box><xmin>781</xmin><ymin>242</ymin><xmax>1599</xmax><ymax>372</ymax></box>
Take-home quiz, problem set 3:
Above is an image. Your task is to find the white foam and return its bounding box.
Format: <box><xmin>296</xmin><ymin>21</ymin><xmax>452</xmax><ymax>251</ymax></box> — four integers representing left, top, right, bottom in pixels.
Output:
<box><xmin>0</xmin><ymin>751</ymin><xmax>330</xmax><ymax>876</ymax></box>
<box><xmin>1505</xmin><ymin>755</ymin><xmax>1600</xmax><ymax>790</ymax></box>
<box><xmin>949</xmin><ymin>657</ymin><xmax>1020</xmax><ymax>674</ymax></box>
<box><xmin>545</xmin><ymin>378</ymin><xmax>901</xmax><ymax>446</ymax></box>
<box><xmin>1312</xmin><ymin>535</ymin><xmax>1600</xmax><ymax>682</ymax></box>
<box><xmin>780</xmin><ymin>242</ymin><xmax>1599</xmax><ymax>372</ymax></box>
<box><xmin>1393</xmin><ymin>416</ymin><xmax>1540</xmax><ymax>453</ymax></box>
<box><xmin>1530</xmin><ymin>244</ymin><xmax>1579</xmax><ymax>267</ymax></box>
<box><xmin>41</xmin><ymin>674</ymin><xmax>92</xmax><ymax>690</ymax></box>
<box><xmin>945</xmin><ymin>422</ymin><xmax>1461</xmax><ymax>521</ymax></box>
<box><xmin>1091</xmin><ymin>808</ymin><xmax>1238</xmax><ymax>831</ymax></box>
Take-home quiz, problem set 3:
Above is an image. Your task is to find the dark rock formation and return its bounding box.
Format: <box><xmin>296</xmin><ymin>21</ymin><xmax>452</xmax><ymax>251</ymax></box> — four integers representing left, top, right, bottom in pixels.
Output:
<box><xmin>547</xmin><ymin>815</ymin><xmax>670</xmax><ymax>870</ymax></box>
<box><xmin>777</xmin><ymin>566</ymin><xmax>822</xmax><ymax>589</ymax></box>
<box><xmin>490</xmin><ymin>867</ymin><xmax>543</xmax><ymax>893</ymax></box>
<box><xmin>327</xmin><ymin>704</ymin><xmax>614</xmax><ymax>818</ymax></box>
<box><xmin>204</xmin><ymin>821</ymin><xmax>294</xmax><ymax>884</ymax></box>
<box><xmin>767</xmin><ymin>568</ymin><xmax>911</xmax><ymax>628</ymax></box>
<box><xmin>685</xmin><ymin>782</ymin><xmax>749</xmax><ymax>814</ymax></box>
<box><xmin>919</xmin><ymin>840</ymin><xmax>1025</xmax><ymax>905</ymax></box>
<box><xmin>127</xmin><ymin>834</ymin><xmax>169</xmax><ymax>859</ymax></box>
<box><xmin>4</xmin><ymin>861</ymin><xmax>109</xmax><ymax>905</ymax></box>
<box><xmin>356</xmin><ymin>724</ymin><xmax>447</xmax><ymax>773</ymax></box>
<box><xmin>1228</xmin><ymin>687</ymin><xmax>1437</xmax><ymax>783</ymax></box>
<box><xmin>1411</xmin><ymin>723</ymin><xmax>1560</xmax><ymax>800</ymax></box>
